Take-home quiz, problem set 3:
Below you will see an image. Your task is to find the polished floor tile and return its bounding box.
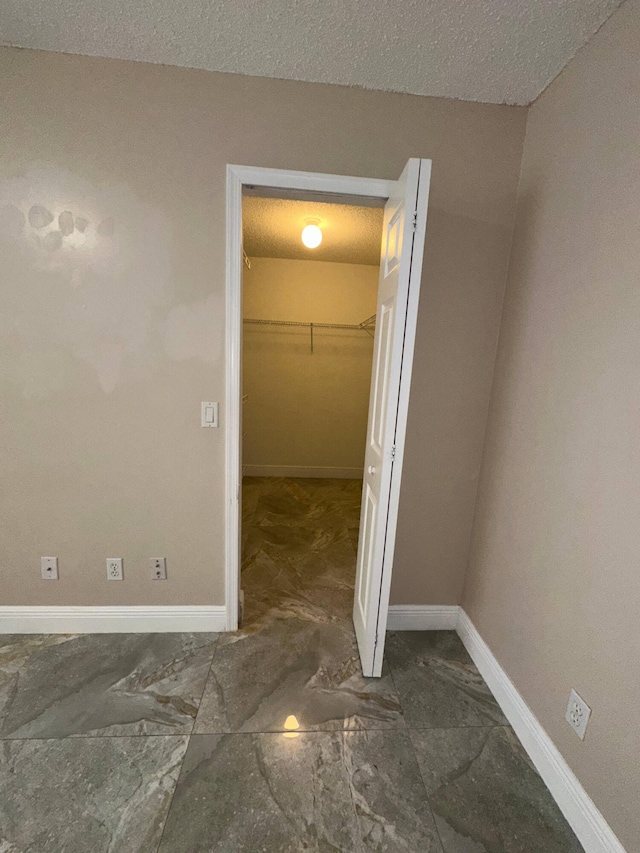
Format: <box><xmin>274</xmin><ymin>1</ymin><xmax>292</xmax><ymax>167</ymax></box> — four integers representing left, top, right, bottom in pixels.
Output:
<box><xmin>410</xmin><ymin>726</ymin><xmax>584</xmax><ymax>852</ymax></box>
<box><xmin>0</xmin><ymin>632</ymin><xmax>218</xmax><ymax>738</ymax></box>
<box><xmin>344</xmin><ymin>730</ymin><xmax>444</xmax><ymax>852</ymax></box>
<box><xmin>160</xmin><ymin>730</ymin><xmax>442</xmax><ymax>853</ymax></box>
<box><xmin>0</xmin><ymin>477</ymin><xmax>585</xmax><ymax>852</ymax></box>
<box><xmin>158</xmin><ymin>732</ymin><xmax>363</xmax><ymax>853</ymax></box>
<box><xmin>238</xmin><ymin>477</ymin><xmax>360</xmax><ymax>632</ymax></box>
<box><xmin>385</xmin><ymin>631</ymin><xmax>509</xmax><ymax>729</ymax></box>
<box><xmin>0</xmin><ymin>735</ymin><xmax>188</xmax><ymax>852</ymax></box>
<box><xmin>194</xmin><ymin>616</ymin><xmax>403</xmax><ymax>734</ymax></box>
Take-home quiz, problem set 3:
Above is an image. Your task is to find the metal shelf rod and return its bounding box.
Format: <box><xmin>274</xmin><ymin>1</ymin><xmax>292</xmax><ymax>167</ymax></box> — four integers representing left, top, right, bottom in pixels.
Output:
<box><xmin>243</xmin><ymin>316</ymin><xmax>376</xmax><ymax>353</ymax></box>
<box><xmin>243</xmin><ymin>318</ymin><xmax>374</xmax><ymax>331</ymax></box>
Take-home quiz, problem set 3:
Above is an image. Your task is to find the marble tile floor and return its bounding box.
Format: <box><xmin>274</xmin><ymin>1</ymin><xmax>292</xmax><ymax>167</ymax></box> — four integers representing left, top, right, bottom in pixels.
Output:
<box><xmin>0</xmin><ymin>477</ymin><xmax>584</xmax><ymax>852</ymax></box>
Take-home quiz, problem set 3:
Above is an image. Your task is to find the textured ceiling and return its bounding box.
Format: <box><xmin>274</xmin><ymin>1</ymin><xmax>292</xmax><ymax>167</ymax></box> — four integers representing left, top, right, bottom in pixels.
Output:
<box><xmin>243</xmin><ymin>196</ymin><xmax>383</xmax><ymax>265</ymax></box>
<box><xmin>0</xmin><ymin>0</ymin><xmax>623</xmax><ymax>105</ymax></box>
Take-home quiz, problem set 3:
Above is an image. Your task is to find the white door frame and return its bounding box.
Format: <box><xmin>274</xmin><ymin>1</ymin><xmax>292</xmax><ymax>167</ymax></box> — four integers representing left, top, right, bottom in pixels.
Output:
<box><xmin>225</xmin><ymin>164</ymin><xmax>397</xmax><ymax>631</ymax></box>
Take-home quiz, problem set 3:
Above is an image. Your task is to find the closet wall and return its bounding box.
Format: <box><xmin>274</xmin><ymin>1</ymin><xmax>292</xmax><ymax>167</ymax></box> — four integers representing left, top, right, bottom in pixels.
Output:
<box><xmin>243</xmin><ymin>257</ymin><xmax>378</xmax><ymax>477</ymax></box>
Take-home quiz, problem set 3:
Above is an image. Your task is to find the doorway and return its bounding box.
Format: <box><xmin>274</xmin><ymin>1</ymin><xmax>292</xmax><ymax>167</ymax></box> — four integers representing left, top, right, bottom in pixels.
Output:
<box><xmin>226</xmin><ymin>163</ymin><xmax>431</xmax><ymax>677</ymax></box>
<box><xmin>240</xmin><ymin>193</ymin><xmax>382</xmax><ymax>655</ymax></box>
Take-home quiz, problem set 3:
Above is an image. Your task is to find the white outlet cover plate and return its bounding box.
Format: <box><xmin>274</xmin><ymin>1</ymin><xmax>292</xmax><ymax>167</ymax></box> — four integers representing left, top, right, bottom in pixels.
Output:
<box><xmin>565</xmin><ymin>688</ymin><xmax>591</xmax><ymax>740</ymax></box>
<box><xmin>41</xmin><ymin>556</ymin><xmax>59</xmax><ymax>580</ymax></box>
<box><xmin>106</xmin><ymin>558</ymin><xmax>124</xmax><ymax>581</ymax></box>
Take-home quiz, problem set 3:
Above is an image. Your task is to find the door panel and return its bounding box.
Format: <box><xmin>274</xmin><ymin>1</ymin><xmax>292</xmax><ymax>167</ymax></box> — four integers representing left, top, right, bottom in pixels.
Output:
<box><xmin>353</xmin><ymin>159</ymin><xmax>431</xmax><ymax>677</ymax></box>
<box><xmin>371</xmin><ymin>302</ymin><xmax>394</xmax><ymax>453</ymax></box>
<box><xmin>356</xmin><ymin>482</ymin><xmax>377</xmax><ymax>615</ymax></box>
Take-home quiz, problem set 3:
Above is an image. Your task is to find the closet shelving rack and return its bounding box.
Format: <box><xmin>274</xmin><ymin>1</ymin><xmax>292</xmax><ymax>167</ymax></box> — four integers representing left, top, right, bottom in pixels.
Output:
<box><xmin>243</xmin><ymin>314</ymin><xmax>376</xmax><ymax>354</ymax></box>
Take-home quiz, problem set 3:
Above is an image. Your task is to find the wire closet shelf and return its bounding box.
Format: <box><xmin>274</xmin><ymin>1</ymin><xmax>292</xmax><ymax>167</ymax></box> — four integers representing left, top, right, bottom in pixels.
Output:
<box><xmin>243</xmin><ymin>314</ymin><xmax>376</xmax><ymax>354</ymax></box>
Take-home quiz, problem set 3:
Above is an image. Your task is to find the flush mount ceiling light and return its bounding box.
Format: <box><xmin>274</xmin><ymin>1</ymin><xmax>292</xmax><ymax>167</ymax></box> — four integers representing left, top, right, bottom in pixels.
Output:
<box><xmin>301</xmin><ymin>218</ymin><xmax>322</xmax><ymax>249</ymax></box>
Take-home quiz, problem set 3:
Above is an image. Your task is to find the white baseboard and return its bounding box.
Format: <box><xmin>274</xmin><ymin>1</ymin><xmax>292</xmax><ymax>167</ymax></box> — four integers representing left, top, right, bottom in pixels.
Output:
<box><xmin>456</xmin><ymin>609</ymin><xmax>626</xmax><ymax>853</ymax></box>
<box><xmin>387</xmin><ymin>604</ymin><xmax>460</xmax><ymax>630</ymax></box>
<box><xmin>243</xmin><ymin>465</ymin><xmax>363</xmax><ymax>479</ymax></box>
<box><xmin>0</xmin><ymin>605</ymin><xmax>227</xmax><ymax>634</ymax></box>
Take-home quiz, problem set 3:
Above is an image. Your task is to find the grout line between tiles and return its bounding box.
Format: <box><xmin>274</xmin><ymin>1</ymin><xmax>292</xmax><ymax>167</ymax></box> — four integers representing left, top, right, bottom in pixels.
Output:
<box><xmin>405</xmin><ymin>726</ymin><xmax>448</xmax><ymax>853</ymax></box>
<box><xmin>0</xmin><ymin>722</ymin><xmax>514</xmax><ymax>743</ymax></box>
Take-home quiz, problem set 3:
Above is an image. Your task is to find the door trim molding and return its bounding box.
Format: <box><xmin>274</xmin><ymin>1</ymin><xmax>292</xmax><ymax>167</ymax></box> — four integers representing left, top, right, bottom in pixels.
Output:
<box><xmin>225</xmin><ymin>165</ymin><xmax>395</xmax><ymax>631</ymax></box>
<box><xmin>0</xmin><ymin>605</ymin><xmax>226</xmax><ymax>634</ymax></box>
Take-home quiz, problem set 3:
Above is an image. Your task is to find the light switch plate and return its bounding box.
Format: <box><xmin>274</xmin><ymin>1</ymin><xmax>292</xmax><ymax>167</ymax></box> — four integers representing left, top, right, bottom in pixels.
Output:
<box><xmin>201</xmin><ymin>401</ymin><xmax>219</xmax><ymax>428</ymax></box>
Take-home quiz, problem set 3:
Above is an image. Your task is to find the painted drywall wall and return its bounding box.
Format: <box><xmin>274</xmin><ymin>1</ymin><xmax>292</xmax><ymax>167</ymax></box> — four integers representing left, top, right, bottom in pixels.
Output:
<box><xmin>0</xmin><ymin>45</ymin><xmax>526</xmax><ymax>607</ymax></box>
<box><xmin>242</xmin><ymin>258</ymin><xmax>377</xmax><ymax>475</ymax></box>
<box><xmin>463</xmin><ymin>0</ymin><xmax>640</xmax><ymax>846</ymax></box>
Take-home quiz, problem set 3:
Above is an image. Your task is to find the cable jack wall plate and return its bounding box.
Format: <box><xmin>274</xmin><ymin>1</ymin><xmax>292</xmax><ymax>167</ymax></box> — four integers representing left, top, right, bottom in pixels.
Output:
<box><xmin>41</xmin><ymin>557</ymin><xmax>59</xmax><ymax>580</ymax></box>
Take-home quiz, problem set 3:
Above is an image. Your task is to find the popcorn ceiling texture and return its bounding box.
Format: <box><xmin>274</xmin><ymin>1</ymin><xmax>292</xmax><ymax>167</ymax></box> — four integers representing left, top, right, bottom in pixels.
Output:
<box><xmin>0</xmin><ymin>0</ymin><xmax>623</xmax><ymax>104</ymax></box>
<box><xmin>243</xmin><ymin>197</ymin><xmax>383</xmax><ymax>265</ymax></box>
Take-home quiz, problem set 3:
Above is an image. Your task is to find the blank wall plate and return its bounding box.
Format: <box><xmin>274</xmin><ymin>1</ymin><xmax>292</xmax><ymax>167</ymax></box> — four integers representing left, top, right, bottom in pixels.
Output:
<box><xmin>41</xmin><ymin>557</ymin><xmax>59</xmax><ymax>580</ymax></box>
<box><xmin>151</xmin><ymin>557</ymin><xmax>167</xmax><ymax>580</ymax></box>
<box><xmin>106</xmin><ymin>558</ymin><xmax>124</xmax><ymax>581</ymax></box>
<box><xmin>565</xmin><ymin>688</ymin><xmax>591</xmax><ymax>740</ymax></box>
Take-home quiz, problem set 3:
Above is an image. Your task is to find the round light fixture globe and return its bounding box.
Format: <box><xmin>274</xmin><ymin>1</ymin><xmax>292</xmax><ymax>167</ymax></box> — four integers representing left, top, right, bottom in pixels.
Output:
<box><xmin>301</xmin><ymin>221</ymin><xmax>322</xmax><ymax>249</ymax></box>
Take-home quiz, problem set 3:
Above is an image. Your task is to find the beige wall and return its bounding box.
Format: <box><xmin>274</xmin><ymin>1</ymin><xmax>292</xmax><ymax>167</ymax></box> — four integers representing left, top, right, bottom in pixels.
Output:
<box><xmin>463</xmin><ymin>0</ymin><xmax>640</xmax><ymax>846</ymax></box>
<box><xmin>0</xmin><ymin>46</ymin><xmax>526</xmax><ymax>607</ymax></box>
<box><xmin>242</xmin><ymin>258</ymin><xmax>377</xmax><ymax>475</ymax></box>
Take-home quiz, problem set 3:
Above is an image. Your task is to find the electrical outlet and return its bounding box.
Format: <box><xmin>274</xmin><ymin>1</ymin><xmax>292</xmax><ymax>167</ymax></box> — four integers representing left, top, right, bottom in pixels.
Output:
<box><xmin>565</xmin><ymin>689</ymin><xmax>591</xmax><ymax>740</ymax></box>
<box><xmin>41</xmin><ymin>557</ymin><xmax>59</xmax><ymax>580</ymax></box>
<box><xmin>106</xmin><ymin>558</ymin><xmax>124</xmax><ymax>581</ymax></box>
<box><xmin>151</xmin><ymin>557</ymin><xmax>167</xmax><ymax>580</ymax></box>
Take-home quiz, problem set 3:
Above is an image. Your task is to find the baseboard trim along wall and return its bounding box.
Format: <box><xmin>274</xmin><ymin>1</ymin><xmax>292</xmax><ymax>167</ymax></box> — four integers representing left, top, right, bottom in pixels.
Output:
<box><xmin>243</xmin><ymin>465</ymin><xmax>363</xmax><ymax>479</ymax></box>
<box><xmin>455</xmin><ymin>610</ymin><xmax>626</xmax><ymax>853</ymax></box>
<box><xmin>1</xmin><ymin>600</ymin><xmax>625</xmax><ymax>852</ymax></box>
<box><xmin>387</xmin><ymin>604</ymin><xmax>625</xmax><ymax>853</ymax></box>
<box><xmin>386</xmin><ymin>604</ymin><xmax>460</xmax><ymax>630</ymax></box>
<box><xmin>0</xmin><ymin>605</ymin><xmax>227</xmax><ymax>634</ymax></box>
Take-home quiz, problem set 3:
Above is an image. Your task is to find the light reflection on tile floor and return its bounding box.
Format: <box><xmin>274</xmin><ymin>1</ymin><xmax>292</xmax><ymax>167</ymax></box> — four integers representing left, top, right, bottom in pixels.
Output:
<box><xmin>0</xmin><ymin>477</ymin><xmax>584</xmax><ymax>851</ymax></box>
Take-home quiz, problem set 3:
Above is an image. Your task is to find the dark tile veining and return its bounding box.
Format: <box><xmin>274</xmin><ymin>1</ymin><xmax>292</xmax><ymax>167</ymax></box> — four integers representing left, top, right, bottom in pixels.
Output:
<box><xmin>0</xmin><ymin>632</ymin><xmax>217</xmax><ymax>738</ymax></box>
<box><xmin>0</xmin><ymin>477</ymin><xmax>584</xmax><ymax>851</ymax></box>
<box><xmin>159</xmin><ymin>732</ymin><xmax>364</xmax><ymax>853</ymax></box>
<box><xmin>384</xmin><ymin>630</ymin><xmax>508</xmax><ymax>729</ymax></box>
<box><xmin>411</xmin><ymin>726</ymin><xmax>585</xmax><ymax>852</ymax></box>
<box><xmin>0</xmin><ymin>735</ymin><xmax>188</xmax><ymax>852</ymax></box>
<box><xmin>193</xmin><ymin>617</ymin><xmax>403</xmax><ymax>734</ymax></box>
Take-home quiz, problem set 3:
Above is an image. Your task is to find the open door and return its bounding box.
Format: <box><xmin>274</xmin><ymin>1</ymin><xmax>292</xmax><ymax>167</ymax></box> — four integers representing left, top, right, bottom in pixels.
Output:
<box><xmin>353</xmin><ymin>158</ymin><xmax>431</xmax><ymax>677</ymax></box>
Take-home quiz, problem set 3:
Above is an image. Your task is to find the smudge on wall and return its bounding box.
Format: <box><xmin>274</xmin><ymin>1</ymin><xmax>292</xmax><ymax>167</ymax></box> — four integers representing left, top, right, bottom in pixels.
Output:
<box><xmin>0</xmin><ymin>166</ymin><xmax>222</xmax><ymax>397</ymax></box>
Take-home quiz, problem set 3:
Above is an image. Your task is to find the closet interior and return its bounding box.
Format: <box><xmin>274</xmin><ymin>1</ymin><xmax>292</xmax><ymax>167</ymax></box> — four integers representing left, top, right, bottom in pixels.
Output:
<box><xmin>240</xmin><ymin>191</ymin><xmax>384</xmax><ymax>621</ymax></box>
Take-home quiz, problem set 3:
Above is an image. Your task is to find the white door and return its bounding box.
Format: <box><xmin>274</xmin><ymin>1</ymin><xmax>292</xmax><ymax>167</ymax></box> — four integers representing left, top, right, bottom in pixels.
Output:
<box><xmin>353</xmin><ymin>158</ymin><xmax>431</xmax><ymax>677</ymax></box>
